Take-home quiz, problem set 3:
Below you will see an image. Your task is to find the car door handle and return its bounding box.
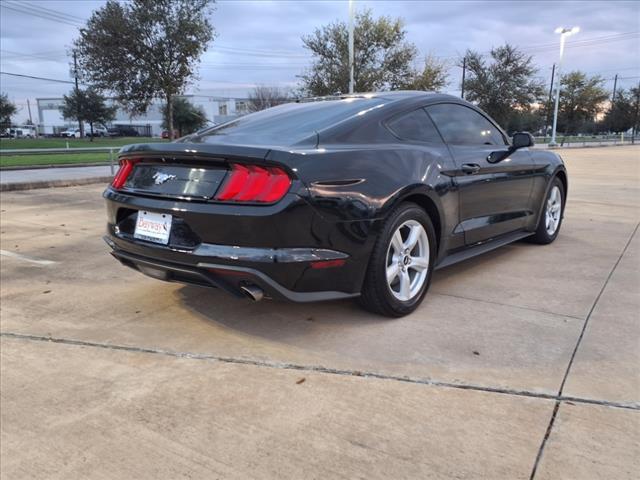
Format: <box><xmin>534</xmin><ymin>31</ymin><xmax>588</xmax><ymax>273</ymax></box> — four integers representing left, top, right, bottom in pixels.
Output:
<box><xmin>461</xmin><ymin>163</ymin><xmax>481</xmax><ymax>175</ymax></box>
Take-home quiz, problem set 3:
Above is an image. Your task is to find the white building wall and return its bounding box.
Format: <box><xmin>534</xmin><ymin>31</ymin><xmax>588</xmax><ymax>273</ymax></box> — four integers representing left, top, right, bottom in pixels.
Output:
<box><xmin>36</xmin><ymin>95</ymin><xmax>248</xmax><ymax>136</ymax></box>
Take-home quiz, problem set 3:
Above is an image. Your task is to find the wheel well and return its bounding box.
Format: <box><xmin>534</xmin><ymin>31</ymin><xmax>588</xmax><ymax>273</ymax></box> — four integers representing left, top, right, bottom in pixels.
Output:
<box><xmin>402</xmin><ymin>194</ymin><xmax>442</xmax><ymax>249</ymax></box>
<box><xmin>555</xmin><ymin>170</ymin><xmax>568</xmax><ymax>196</ymax></box>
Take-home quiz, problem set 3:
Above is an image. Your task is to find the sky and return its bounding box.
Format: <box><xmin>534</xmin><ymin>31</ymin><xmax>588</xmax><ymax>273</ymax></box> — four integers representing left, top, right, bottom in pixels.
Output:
<box><xmin>1</xmin><ymin>0</ymin><xmax>639</xmax><ymax>122</ymax></box>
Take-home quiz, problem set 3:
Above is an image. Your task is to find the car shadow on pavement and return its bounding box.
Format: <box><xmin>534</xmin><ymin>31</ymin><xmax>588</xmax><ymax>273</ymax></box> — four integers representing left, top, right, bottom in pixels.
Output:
<box><xmin>176</xmin><ymin>241</ymin><xmax>525</xmax><ymax>327</ymax></box>
<box><xmin>176</xmin><ymin>283</ymin><xmax>388</xmax><ymax>328</ymax></box>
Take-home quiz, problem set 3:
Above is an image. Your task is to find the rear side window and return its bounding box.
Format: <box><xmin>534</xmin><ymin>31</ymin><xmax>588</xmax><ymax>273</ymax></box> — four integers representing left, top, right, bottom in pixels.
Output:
<box><xmin>386</xmin><ymin>108</ymin><xmax>443</xmax><ymax>144</ymax></box>
<box><xmin>195</xmin><ymin>97</ymin><xmax>387</xmax><ymax>145</ymax></box>
<box><xmin>426</xmin><ymin>103</ymin><xmax>506</xmax><ymax>146</ymax></box>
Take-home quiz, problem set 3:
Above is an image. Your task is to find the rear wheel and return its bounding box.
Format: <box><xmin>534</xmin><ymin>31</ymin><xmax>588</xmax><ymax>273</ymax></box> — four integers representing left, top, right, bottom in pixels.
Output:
<box><xmin>528</xmin><ymin>177</ymin><xmax>564</xmax><ymax>244</ymax></box>
<box><xmin>359</xmin><ymin>203</ymin><xmax>436</xmax><ymax>317</ymax></box>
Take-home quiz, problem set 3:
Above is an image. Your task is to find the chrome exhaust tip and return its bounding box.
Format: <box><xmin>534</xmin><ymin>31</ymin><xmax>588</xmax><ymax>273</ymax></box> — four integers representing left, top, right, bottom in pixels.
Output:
<box><xmin>240</xmin><ymin>285</ymin><xmax>264</xmax><ymax>302</ymax></box>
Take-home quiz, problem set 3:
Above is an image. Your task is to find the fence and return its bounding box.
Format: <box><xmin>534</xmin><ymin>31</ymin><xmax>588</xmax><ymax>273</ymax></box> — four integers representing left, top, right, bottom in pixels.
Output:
<box><xmin>533</xmin><ymin>134</ymin><xmax>639</xmax><ymax>148</ymax></box>
<box><xmin>0</xmin><ymin>146</ymin><xmax>119</xmax><ymax>173</ymax></box>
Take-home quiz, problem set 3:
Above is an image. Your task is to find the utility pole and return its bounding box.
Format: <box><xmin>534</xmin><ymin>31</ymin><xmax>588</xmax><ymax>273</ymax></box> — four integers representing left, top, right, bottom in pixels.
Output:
<box><xmin>26</xmin><ymin>98</ymin><xmax>36</xmax><ymax>138</ymax></box>
<box><xmin>461</xmin><ymin>57</ymin><xmax>466</xmax><ymax>99</ymax></box>
<box><xmin>546</xmin><ymin>63</ymin><xmax>555</xmax><ymax>139</ymax></box>
<box><xmin>633</xmin><ymin>82</ymin><xmax>640</xmax><ymax>145</ymax></box>
<box><xmin>26</xmin><ymin>98</ymin><xmax>33</xmax><ymax>124</ymax></box>
<box><xmin>348</xmin><ymin>0</ymin><xmax>355</xmax><ymax>94</ymax></box>
<box><xmin>611</xmin><ymin>73</ymin><xmax>618</xmax><ymax>103</ymax></box>
<box><xmin>73</xmin><ymin>50</ymin><xmax>83</xmax><ymax>138</ymax></box>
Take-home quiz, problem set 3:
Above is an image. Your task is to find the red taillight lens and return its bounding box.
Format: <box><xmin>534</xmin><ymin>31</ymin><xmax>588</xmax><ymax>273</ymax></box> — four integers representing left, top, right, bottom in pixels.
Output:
<box><xmin>111</xmin><ymin>159</ymin><xmax>138</xmax><ymax>189</ymax></box>
<box><xmin>216</xmin><ymin>164</ymin><xmax>291</xmax><ymax>203</ymax></box>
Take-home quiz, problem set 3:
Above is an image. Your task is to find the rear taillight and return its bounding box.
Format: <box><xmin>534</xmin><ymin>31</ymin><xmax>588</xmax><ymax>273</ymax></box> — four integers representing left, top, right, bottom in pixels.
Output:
<box><xmin>216</xmin><ymin>164</ymin><xmax>291</xmax><ymax>203</ymax></box>
<box><xmin>111</xmin><ymin>159</ymin><xmax>138</xmax><ymax>189</ymax></box>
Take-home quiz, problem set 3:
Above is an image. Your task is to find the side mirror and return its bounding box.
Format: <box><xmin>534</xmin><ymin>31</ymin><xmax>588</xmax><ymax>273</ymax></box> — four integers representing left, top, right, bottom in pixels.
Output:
<box><xmin>512</xmin><ymin>132</ymin><xmax>534</xmax><ymax>149</ymax></box>
<box><xmin>487</xmin><ymin>132</ymin><xmax>534</xmax><ymax>163</ymax></box>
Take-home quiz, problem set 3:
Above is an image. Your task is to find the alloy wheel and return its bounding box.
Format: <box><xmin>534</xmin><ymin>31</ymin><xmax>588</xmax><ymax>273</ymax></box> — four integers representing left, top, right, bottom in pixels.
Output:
<box><xmin>386</xmin><ymin>220</ymin><xmax>430</xmax><ymax>301</ymax></box>
<box><xmin>545</xmin><ymin>185</ymin><xmax>562</xmax><ymax>235</ymax></box>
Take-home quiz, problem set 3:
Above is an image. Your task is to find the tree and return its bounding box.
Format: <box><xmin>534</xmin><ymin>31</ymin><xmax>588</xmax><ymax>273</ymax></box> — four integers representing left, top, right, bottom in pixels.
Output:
<box><xmin>300</xmin><ymin>9</ymin><xmax>418</xmax><ymax>95</ymax></box>
<box><xmin>74</xmin><ymin>0</ymin><xmax>215</xmax><ymax>139</ymax></box>
<box><xmin>557</xmin><ymin>71</ymin><xmax>608</xmax><ymax>135</ymax></box>
<box><xmin>406</xmin><ymin>55</ymin><xmax>449</xmax><ymax>92</ymax></box>
<box><xmin>247</xmin><ymin>86</ymin><xmax>291</xmax><ymax>112</ymax></box>
<box><xmin>60</xmin><ymin>88</ymin><xmax>117</xmax><ymax>141</ymax></box>
<box><xmin>462</xmin><ymin>44</ymin><xmax>544</xmax><ymax>128</ymax></box>
<box><xmin>506</xmin><ymin>110</ymin><xmax>546</xmax><ymax>135</ymax></box>
<box><xmin>161</xmin><ymin>97</ymin><xmax>207</xmax><ymax>136</ymax></box>
<box><xmin>603</xmin><ymin>89</ymin><xmax>635</xmax><ymax>133</ymax></box>
<box><xmin>0</xmin><ymin>93</ymin><xmax>17</xmax><ymax>131</ymax></box>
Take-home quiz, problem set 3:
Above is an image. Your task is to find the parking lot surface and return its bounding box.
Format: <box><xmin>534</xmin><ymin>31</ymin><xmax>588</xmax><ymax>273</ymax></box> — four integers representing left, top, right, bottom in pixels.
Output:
<box><xmin>1</xmin><ymin>146</ymin><xmax>639</xmax><ymax>479</ymax></box>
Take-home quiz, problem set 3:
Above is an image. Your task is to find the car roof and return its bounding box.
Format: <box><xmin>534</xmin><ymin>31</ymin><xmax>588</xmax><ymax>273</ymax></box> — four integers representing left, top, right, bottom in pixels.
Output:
<box><xmin>297</xmin><ymin>90</ymin><xmax>456</xmax><ymax>103</ymax></box>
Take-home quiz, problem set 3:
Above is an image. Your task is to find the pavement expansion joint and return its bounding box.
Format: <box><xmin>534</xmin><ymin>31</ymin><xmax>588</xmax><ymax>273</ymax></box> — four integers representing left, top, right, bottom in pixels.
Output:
<box><xmin>528</xmin><ymin>222</ymin><xmax>639</xmax><ymax>480</ymax></box>
<box><xmin>2</xmin><ymin>331</ymin><xmax>638</xmax><ymax>413</ymax></box>
<box><xmin>432</xmin><ymin>292</ymin><xmax>584</xmax><ymax>320</ymax></box>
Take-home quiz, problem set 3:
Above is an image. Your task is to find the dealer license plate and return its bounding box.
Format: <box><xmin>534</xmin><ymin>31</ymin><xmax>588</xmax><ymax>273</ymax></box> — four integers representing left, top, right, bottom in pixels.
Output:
<box><xmin>134</xmin><ymin>211</ymin><xmax>172</xmax><ymax>245</ymax></box>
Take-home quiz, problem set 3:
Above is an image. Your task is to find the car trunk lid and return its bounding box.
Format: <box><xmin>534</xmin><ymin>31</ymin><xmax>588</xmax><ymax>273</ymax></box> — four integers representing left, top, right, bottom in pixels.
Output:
<box><xmin>115</xmin><ymin>142</ymin><xmax>293</xmax><ymax>202</ymax></box>
<box><xmin>122</xmin><ymin>163</ymin><xmax>227</xmax><ymax>200</ymax></box>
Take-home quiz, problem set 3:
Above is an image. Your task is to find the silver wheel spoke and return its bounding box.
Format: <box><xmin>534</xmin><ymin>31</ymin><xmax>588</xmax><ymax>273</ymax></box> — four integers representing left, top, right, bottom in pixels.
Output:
<box><xmin>387</xmin><ymin>263</ymin><xmax>400</xmax><ymax>283</ymax></box>
<box><xmin>399</xmin><ymin>271</ymin><xmax>411</xmax><ymax>299</ymax></box>
<box><xmin>391</xmin><ymin>230</ymin><xmax>404</xmax><ymax>254</ymax></box>
<box><xmin>404</xmin><ymin>225</ymin><xmax>421</xmax><ymax>251</ymax></box>
<box><xmin>410</xmin><ymin>256</ymin><xmax>429</xmax><ymax>271</ymax></box>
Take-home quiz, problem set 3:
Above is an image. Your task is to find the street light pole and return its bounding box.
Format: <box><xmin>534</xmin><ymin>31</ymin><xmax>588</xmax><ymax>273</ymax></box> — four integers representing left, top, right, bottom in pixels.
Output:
<box><xmin>550</xmin><ymin>26</ymin><xmax>579</xmax><ymax>146</ymax></box>
<box><xmin>348</xmin><ymin>0</ymin><xmax>355</xmax><ymax>94</ymax></box>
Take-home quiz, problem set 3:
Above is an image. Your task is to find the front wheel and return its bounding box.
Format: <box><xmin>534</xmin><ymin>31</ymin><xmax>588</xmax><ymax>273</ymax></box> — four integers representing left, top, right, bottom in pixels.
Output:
<box><xmin>528</xmin><ymin>177</ymin><xmax>565</xmax><ymax>244</ymax></box>
<box><xmin>358</xmin><ymin>202</ymin><xmax>436</xmax><ymax>317</ymax></box>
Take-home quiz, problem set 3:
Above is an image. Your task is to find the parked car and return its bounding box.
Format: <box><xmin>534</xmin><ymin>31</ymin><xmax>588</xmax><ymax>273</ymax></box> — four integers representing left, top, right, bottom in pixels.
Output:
<box><xmin>87</xmin><ymin>126</ymin><xmax>109</xmax><ymax>137</ymax></box>
<box><xmin>61</xmin><ymin>128</ymin><xmax>81</xmax><ymax>138</ymax></box>
<box><xmin>104</xmin><ymin>91</ymin><xmax>567</xmax><ymax>317</ymax></box>
<box><xmin>161</xmin><ymin>130</ymin><xmax>179</xmax><ymax>139</ymax></box>
<box><xmin>6</xmin><ymin>127</ymin><xmax>35</xmax><ymax>138</ymax></box>
<box><xmin>107</xmin><ymin>126</ymin><xmax>140</xmax><ymax>137</ymax></box>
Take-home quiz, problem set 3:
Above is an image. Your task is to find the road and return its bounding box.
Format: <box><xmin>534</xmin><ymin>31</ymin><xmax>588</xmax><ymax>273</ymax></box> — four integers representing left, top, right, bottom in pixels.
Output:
<box><xmin>1</xmin><ymin>146</ymin><xmax>639</xmax><ymax>479</ymax></box>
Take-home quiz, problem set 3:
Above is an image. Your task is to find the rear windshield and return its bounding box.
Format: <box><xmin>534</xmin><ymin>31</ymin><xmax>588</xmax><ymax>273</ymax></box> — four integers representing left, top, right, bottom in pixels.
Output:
<box><xmin>193</xmin><ymin>97</ymin><xmax>387</xmax><ymax>145</ymax></box>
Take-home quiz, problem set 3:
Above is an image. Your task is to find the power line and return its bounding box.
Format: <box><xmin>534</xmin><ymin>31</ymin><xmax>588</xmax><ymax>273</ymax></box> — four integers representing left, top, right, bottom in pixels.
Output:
<box><xmin>520</xmin><ymin>31</ymin><xmax>639</xmax><ymax>52</ymax></box>
<box><xmin>1</xmin><ymin>49</ymin><xmax>69</xmax><ymax>62</ymax></box>
<box><xmin>0</xmin><ymin>2</ymin><xmax>83</xmax><ymax>28</ymax></box>
<box><xmin>4</xmin><ymin>0</ymin><xmax>85</xmax><ymax>25</ymax></box>
<box><xmin>419</xmin><ymin>31</ymin><xmax>640</xmax><ymax>62</ymax></box>
<box><xmin>19</xmin><ymin>0</ymin><xmax>86</xmax><ymax>23</ymax></box>
<box><xmin>0</xmin><ymin>71</ymin><xmax>75</xmax><ymax>84</ymax></box>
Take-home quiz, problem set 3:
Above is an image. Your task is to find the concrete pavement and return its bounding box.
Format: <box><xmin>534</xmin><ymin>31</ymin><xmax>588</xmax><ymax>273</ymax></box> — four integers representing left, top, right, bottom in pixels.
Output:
<box><xmin>1</xmin><ymin>146</ymin><xmax>639</xmax><ymax>479</ymax></box>
<box><xmin>0</xmin><ymin>165</ymin><xmax>113</xmax><ymax>191</ymax></box>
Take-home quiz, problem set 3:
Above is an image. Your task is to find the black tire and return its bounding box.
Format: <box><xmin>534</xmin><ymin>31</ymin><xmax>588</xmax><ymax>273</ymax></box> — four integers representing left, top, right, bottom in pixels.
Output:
<box><xmin>528</xmin><ymin>177</ymin><xmax>565</xmax><ymax>244</ymax></box>
<box><xmin>358</xmin><ymin>202</ymin><xmax>437</xmax><ymax>317</ymax></box>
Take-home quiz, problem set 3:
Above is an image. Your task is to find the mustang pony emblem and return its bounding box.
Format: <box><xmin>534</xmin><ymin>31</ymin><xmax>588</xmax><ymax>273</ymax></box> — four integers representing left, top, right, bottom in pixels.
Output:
<box><xmin>152</xmin><ymin>172</ymin><xmax>177</xmax><ymax>185</ymax></box>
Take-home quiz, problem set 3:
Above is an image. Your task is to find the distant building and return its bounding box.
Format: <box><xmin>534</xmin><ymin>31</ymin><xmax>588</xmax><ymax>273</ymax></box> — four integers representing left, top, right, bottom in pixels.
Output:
<box><xmin>36</xmin><ymin>95</ymin><xmax>249</xmax><ymax>136</ymax></box>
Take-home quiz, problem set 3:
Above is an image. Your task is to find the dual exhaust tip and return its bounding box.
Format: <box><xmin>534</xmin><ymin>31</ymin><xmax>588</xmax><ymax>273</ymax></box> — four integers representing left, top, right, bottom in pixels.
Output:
<box><xmin>240</xmin><ymin>284</ymin><xmax>264</xmax><ymax>302</ymax></box>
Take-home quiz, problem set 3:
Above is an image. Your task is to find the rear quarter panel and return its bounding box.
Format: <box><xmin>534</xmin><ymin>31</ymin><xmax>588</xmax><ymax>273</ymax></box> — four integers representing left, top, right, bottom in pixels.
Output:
<box><xmin>270</xmin><ymin>143</ymin><xmax>459</xmax><ymax>260</ymax></box>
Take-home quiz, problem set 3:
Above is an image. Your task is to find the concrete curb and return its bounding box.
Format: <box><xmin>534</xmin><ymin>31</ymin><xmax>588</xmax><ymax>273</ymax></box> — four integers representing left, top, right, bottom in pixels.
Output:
<box><xmin>0</xmin><ymin>176</ymin><xmax>112</xmax><ymax>192</ymax></box>
<box><xmin>1</xmin><ymin>162</ymin><xmax>114</xmax><ymax>171</ymax></box>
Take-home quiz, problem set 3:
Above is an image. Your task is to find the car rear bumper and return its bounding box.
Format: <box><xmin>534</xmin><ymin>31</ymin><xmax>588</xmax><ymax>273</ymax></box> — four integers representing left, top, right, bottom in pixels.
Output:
<box><xmin>104</xmin><ymin>236</ymin><xmax>359</xmax><ymax>302</ymax></box>
<box><xmin>103</xmin><ymin>185</ymin><xmax>379</xmax><ymax>298</ymax></box>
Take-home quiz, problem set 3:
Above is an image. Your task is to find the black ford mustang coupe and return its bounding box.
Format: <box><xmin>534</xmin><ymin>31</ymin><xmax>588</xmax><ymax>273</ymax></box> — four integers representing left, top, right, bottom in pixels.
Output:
<box><xmin>104</xmin><ymin>91</ymin><xmax>567</xmax><ymax>317</ymax></box>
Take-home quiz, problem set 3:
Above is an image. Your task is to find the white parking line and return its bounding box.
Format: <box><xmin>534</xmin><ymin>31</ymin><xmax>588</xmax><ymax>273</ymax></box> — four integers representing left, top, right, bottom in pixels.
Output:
<box><xmin>0</xmin><ymin>250</ymin><xmax>57</xmax><ymax>266</ymax></box>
